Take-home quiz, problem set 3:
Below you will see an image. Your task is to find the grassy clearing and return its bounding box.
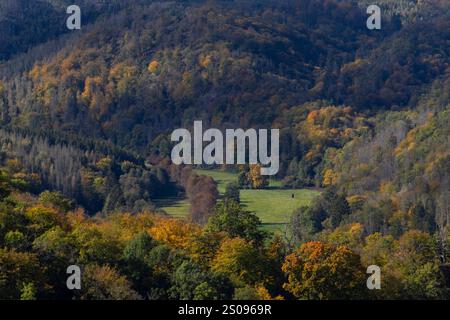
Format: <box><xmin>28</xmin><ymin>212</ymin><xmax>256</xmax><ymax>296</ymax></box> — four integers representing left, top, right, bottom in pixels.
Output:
<box><xmin>154</xmin><ymin>197</ymin><xmax>190</xmax><ymax>219</ymax></box>
<box><xmin>194</xmin><ymin>169</ymin><xmax>239</xmax><ymax>193</ymax></box>
<box><xmin>155</xmin><ymin>169</ymin><xmax>320</xmax><ymax>233</ymax></box>
<box><xmin>240</xmin><ymin>188</ymin><xmax>318</xmax><ymax>223</ymax></box>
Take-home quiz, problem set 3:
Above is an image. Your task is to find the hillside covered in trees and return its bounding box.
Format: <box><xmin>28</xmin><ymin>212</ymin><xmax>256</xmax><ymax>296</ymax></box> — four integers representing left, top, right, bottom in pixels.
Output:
<box><xmin>0</xmin><ymin>0</ymin><xmax>449</xmax><ymax>300</ymax></box>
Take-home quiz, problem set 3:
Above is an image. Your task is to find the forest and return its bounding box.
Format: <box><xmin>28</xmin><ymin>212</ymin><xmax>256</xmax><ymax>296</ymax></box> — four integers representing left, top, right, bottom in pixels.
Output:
<box><xmin>0</xmin><ymin>0</ymin><xmax>449</xmax><ymax>300</ymax></box>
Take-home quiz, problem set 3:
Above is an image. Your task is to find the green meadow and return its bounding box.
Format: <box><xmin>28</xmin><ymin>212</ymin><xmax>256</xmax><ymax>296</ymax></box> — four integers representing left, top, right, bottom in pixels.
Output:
<box><xmin>156</xmin><ymin>169</ymin><xmax>320</xmax><ymax>233</ymax></box>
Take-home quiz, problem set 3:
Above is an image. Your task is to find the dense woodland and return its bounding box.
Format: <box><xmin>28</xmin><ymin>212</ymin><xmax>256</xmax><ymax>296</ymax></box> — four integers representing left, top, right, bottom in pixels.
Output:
<box><xmin>0</xmin><ymin>0</ymin><xmax>449</xmax><ymax>299</ymax></box>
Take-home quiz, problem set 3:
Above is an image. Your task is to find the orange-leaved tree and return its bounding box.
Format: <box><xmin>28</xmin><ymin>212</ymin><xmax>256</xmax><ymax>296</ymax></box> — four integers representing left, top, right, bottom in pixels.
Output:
<box><xmin>282</xmin><ymin>241</ymin><xmax>366</xmax><ymax>299</ymax></box>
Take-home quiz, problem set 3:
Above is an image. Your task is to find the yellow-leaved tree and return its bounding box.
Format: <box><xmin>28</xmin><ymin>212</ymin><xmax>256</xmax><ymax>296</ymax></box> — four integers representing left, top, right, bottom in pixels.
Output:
<box><xmin>282</xmin><ymin>241</ymin><xmax>366</xmax><ymax>300</ymax></box>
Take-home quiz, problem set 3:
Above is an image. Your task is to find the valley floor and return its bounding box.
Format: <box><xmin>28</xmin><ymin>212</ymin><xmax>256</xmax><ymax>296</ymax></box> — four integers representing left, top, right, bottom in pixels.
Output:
<box><xmin>155</xmin><ymin>169</ymin><xmax>320</xmax><ymax>233</ymax></box>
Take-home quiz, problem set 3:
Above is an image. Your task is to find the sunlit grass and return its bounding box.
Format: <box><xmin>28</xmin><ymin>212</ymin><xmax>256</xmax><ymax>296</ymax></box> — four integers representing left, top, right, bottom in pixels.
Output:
<box><xmin>155</xmin><ymin>169</ymin><xmax>320</xmax><ymax>233</ymax></box>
